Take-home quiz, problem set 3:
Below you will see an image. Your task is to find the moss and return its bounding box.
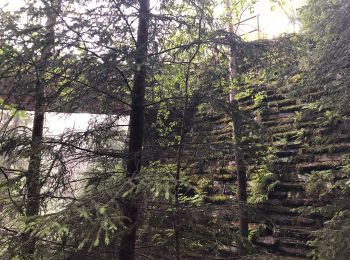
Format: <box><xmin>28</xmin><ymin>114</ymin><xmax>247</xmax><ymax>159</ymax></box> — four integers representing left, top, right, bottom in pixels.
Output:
<box><xmin>223</xmin><ymin>165</ymin><xmax>237</xmax><ymax>172</ymax></box>
<box><xmin>212</xmin><ymin>166</ymin><xmax>237</xmax><ymax>182</ymax></box>
<box><xmin>278</xmin><ymin>104</ymin><xmax>303</xmax><ymax>113</ymax></box>
<box><xmin>272</xmin><ymin>129</ymin><xmax>305</xmax><ymax>140</ymax></box>
<box><xmin>214</xmin><ymin>133</ymin><xmax>232</xmax><ymax>142</ymax></box>
<box><xmin>269</xmin><ymin>124</ymin><xmax>295</xmax><ymax>134</ymax></box>
<box><xmin>236</xmin><ymin>91</ymin><xmax>253</xmax><ymax>102</ymax></box>
<box><xmin>204</xmin><ymin>195</ymin><xmax>229</xmax><ymax>205</ymax></box>
<box><xmin>197</xmin><ymin>178</ymin><xmax>211</xmax><ymax>194</ymax></box>
<box><xmin>213</xmin><ymin>173</ymin><xmax>236</xmax><ymax>182</ymax></box>
<box><xmin>211</xmin><ymin>128</ymin><xmax>232</xmax><ymax>136</ymax></box>
<box><xmin>248</xmin><ymin>224</ymin><xmax>269</xmax><ymax>242</ymax></box>
<box><xmin>186</xmin><ymin>162</ymin><xmax>209</xmax><ymax>175</ymax></box>
<box><xmin>241</xmin><ymin>103</ymin><xmax>261</xmax><ymax>111</ymax></box>
<box><xmin>308</xmin><ymin>144</ymin><xmax>350</xmax><ymax>154</ymax></box>
<box><xmin>263</xmin><ymin>115</ymin><xmax>295</xmax><ymax>124</ymax></box>
<box><xmin>268</xmin><ymin>99</ymin><xmax>296</xmax><ymax>108</ymax></box>
<box><xmin>215</xmin><ymin>117</ymin><xmax>231</xmax><ymax>125</ymax></box>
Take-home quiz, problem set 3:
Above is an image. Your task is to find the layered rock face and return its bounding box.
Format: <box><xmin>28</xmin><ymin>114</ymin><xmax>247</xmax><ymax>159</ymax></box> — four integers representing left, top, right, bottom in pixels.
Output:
<box><xmin>185</xmin><ymin>85</ymin><xmax>350</xmax><ymax>258</ymax></box>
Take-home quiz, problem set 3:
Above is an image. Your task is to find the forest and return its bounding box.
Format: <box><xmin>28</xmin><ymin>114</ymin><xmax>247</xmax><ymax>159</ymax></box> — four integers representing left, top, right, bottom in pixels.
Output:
<box><xmin>0</xmin><ymin>0</ymin><xmax>349</xmax><ymax>259</ymax></box>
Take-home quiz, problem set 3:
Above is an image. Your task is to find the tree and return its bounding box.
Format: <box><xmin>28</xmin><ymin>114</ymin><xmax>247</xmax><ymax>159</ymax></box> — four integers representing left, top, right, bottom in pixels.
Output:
<box><xmin>22</xmin><ymin>1</ymin><xmax>62</xmax><ymax>256</ymax></box>
<box><xmin>225</xmin><ymin>0</ymin><xmax>249</xmax><ymax>238</ymax></box>
<box><xmin>118</xmin><ymin>0</ymin><xmax>151</xmax><ymax>259</ymax></box>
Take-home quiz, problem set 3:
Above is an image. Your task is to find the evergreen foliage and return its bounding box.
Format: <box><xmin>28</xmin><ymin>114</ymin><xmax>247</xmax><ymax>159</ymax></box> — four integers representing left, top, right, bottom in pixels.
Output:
<box><xmin>300</xmin><ymin>0</ymin><xmax>350</xmax><ymax>114</ymax></box>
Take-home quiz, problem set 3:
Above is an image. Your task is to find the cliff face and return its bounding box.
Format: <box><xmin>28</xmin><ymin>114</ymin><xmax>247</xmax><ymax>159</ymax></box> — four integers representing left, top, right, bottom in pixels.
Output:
<box><xmin>185</xmin><ymin>84</ymin><xmax>350</xmax><ymax>258</ymax></box>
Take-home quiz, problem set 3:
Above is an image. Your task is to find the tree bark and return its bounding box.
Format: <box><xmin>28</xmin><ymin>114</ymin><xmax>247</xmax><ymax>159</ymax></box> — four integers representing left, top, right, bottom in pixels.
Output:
<box><xmin>118</xmin><ymin>1</ymin><xmax>150</xmax><ymax>259</ymax></box>
<box><xmin>225</xmin><ymin>0</ymin><xmax>249</xmax><ymax>238</ymax></box>
<box><xmin>232</xmin><ymin>116</ymin><xmax>248</xmax><ymax>238</ymax></box>
<box><xmin>23</xmin><ymin>0</ymin><xmax>61</xmax><ymax>256</ymax></box>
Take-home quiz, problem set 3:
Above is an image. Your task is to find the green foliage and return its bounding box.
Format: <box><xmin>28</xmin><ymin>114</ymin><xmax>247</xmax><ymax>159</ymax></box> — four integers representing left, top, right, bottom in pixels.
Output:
<box><xmin>204</xmin><ymin>195</ymin><xmax>229</xmax><ymax>205</ymax></box>
<box><xmin>253</xmin><ymin>91</ymin><xmax>267</xmax><ymax>107</ymax></box>
<box><xmin>309</xmin><ymin>214</ymin><xmax>350</xmax><ymax>260</ymax></box>
<box><xmin>302</xmin><ymin>158</ymin><xmax>350</xmax><ymax>259</ymax></box>
<box><xmin>249</xmin><ymin>167</ymin><xmax>279</xmax><ymax>204</ymax></box>
<box><xmin>142</xmin><ymin>161</ymin><xmax>177</xmax><ymax>201</ymax></box>
<box><xmin>299</xmin><ymin>0</ymin><xmax>350</xmax><ymax>114</ymax></box>
<box><xmin>248</xmin><ymin>224</ymin><xmax>267</xmax><ymax>242</ymax></box>
<box><xmin>304</xmin><ymin>170</ymin><xmax>334</xmax><ymax>199</ymax></box>
<box><xmin>317</xmin><ymin>110</ymin><xmax>342</xmax><ymax>127</ymax></box>
<box><xmin>293</xmin><ymin>111</ymin><xmax>302</xmax><ymax>123</ymax></box>
<box><xmin>197</xmin><ymin>177</ymin><xmax>212</xmax><ymax>194</ymax></box>
<box><xmin>235</xmin><ymin>86</ymin><xmax>254</xmax><ymax>100</ymax></box>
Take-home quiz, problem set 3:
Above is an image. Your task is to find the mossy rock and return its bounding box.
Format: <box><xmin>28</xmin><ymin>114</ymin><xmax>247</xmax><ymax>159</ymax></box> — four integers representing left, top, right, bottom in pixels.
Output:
<box><xmin>211</xmin><ymin>127</ymin><xmax>232</xmax><ymax>136</ymax></box>
<box><xmin>268</xmin><ymin>99</ymin><xmax>296</xmax><ymax>108</ymax></box>
<box><xmin>308</xmin><ymin>144</ymin><xmax>350</xmax><ymax>154</ymax></box>
<box><xmin>186</xmin><ymin>161</ymin><xmax>210</xmax><ymax>175</ymax></box>
<box><xmin>241</xmin><ymin>103</ymin><xmax>261</xmax><ymax>111</ymax></box>
<box><xmin>272</xmin><ymin>129</ymin><xmax>305</xmax><ymax>141</ymax></box>
<box><xmin>213</xmin><ymin>173</ymin><xmax>236</xmax><ymax>182</ymax></box>
<box><xmin>213</xmin><ymin>165</ymin><xmax>237</xmax><ymax>174</ymax></box>
<box><xmin>269</xmin><ymin>124</ymin><xmax>295</xmax><ymax>134</ymax></box>
<box><xmin>196</xmin><ymin>178</ymin><xmax>219</xmax><ymax>195</ymax></box>
<box><xmin>204</xmin><ymin>195</ymin><xmax>229</xmax><ymax>205</ymax></box>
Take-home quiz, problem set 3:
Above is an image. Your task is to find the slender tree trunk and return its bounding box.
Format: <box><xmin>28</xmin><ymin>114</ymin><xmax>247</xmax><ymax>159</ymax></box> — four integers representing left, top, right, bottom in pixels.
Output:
<box><xmin>118</xmin><ymin>1</ymin><xmax>150</xmax><ymax>259</ymax></box>
<box><xmin>174</xmin><ymin>107</ymin><xmax>186</xmax><ymax>260</ymax></box>
<box><xmin>23</xmin><ymin>81</ymin><xmax>45</xmax><ymax>256</ymax></box>
<box><xmin>225</xmin><ymin>0</ymin><xmax>249</xmax><ymax>238</ymax></box>
<box><xmin>232</xmin><ymin>117</ymin><xmax>248</xmax><ymax>238</ymax></box>
<box><xmin>22</xmin><ymin>1</ymin><xmax>61</xmax><ymax>256</ymax></box>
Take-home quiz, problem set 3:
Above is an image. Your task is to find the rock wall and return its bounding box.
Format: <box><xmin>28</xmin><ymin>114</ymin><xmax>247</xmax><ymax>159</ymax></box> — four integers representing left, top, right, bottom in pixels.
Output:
<box><xmin>185</xmin><ymin>85</ymin><xmax>350</xmax><ymax>258</ymax></box>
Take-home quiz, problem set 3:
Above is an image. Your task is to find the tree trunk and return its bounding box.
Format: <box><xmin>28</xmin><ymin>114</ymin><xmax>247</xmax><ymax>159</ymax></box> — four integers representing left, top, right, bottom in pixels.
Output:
<box><xmin>232</xmin><ymin>116</ymin><xmax>248</xmax><ymax>238</ymax></box>
<box><xmin>225</xmin><ymin>0</ymin><xmax>249</xmax><ymax>238</ymax></box>
<box><xmin>118</xmin><ymin>0</ymin><xmax>150</xmax><ymax>259</ymax></box>
<box><xmin>23</xmin><ymin>0</ymin><xmax>61</xmax><ymax>256</ymax></box>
